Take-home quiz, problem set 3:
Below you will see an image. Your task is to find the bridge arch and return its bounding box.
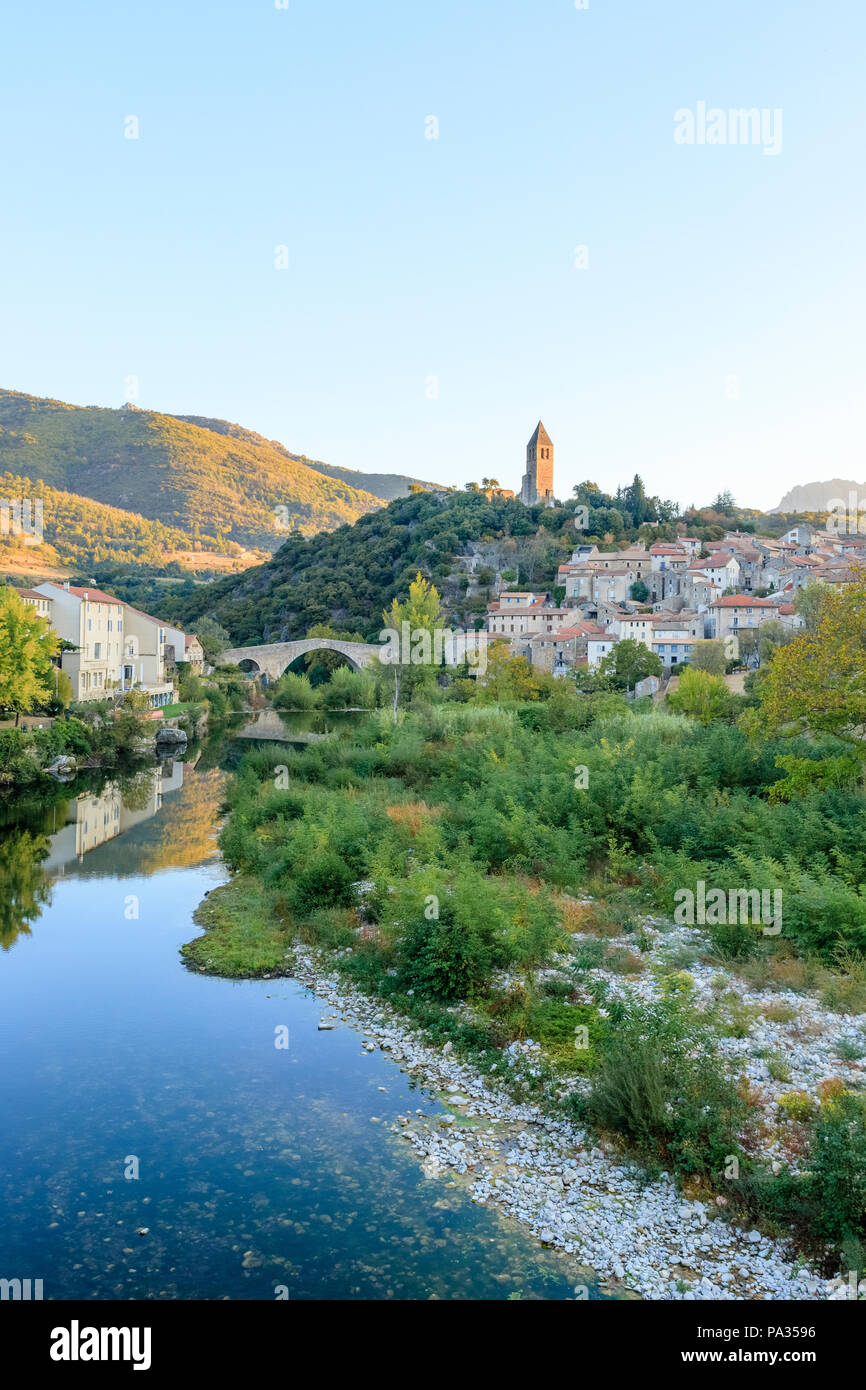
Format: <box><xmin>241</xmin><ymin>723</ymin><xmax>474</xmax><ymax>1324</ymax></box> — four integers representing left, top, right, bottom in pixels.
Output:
<box><xmin>218</xmin><ymin>637</ymin><xmax>382</xmax><ymax>682</ymax></box>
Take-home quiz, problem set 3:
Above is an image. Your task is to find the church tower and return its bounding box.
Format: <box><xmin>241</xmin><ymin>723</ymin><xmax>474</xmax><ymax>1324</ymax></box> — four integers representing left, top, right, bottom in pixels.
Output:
<box><xmin>520</xmin><ymin>421</ymin><xmax>554</xmax><ymax>505</ymax></box>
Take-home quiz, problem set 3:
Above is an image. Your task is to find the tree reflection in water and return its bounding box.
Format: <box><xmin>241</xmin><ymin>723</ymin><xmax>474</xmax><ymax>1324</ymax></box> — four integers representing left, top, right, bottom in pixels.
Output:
<box><xmin>0</xmin><ymin>827</ymin><xmax>51</xmax><ymax>951</ymax></box>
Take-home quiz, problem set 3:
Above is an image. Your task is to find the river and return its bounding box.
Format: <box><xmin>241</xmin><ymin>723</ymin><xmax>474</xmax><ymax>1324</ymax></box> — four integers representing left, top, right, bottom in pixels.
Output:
<box><xmin>0</xmin><ymin>718</ymin><xmax>603</xmax><ymax>1300</ymax></box>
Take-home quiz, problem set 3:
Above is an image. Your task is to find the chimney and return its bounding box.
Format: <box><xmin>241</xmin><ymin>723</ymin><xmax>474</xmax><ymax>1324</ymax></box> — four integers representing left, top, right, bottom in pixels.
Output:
<box><xmin>63</xmin><ymin>581</ymin><xmax>70</xmax><ymax>591</ymax></box>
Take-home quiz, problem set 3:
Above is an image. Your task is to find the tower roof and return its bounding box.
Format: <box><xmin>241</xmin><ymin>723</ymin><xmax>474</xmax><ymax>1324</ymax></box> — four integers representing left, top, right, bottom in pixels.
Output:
<box><xmin>528</xmin><ymin>420</ymin><xmax>552</xmax><ymax>446</ymax></box>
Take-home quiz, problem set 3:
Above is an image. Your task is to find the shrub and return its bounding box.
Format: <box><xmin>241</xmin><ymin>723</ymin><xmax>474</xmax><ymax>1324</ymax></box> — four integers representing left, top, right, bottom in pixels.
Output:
<box><xmin>807</xmin><ymin>1090</ymin><xmax>866</xmax><ymax>1249</ymax></box>
<box><xmin>777</xmin><ymin>1091</ymin><xmax>815</xmax><ymax>1122</ymax></box>
<box><xmin>393</xmin><ymin>869</ymin><xmax>511</xmax><ymax>1002</ymax></box>
<box><xmin>272</xmin><ymin>671</ymin><xmax>319</xmax><ymax>710</ymax></box>
<box><xmin>588</xmin><ymin>1000</ymin><xmax>750</xmax><ymax>1176</ymax></box>
<box><xmin>285</xmin><ymin>850</ymin><xmax>356</xmax><ymax>916</ymax></box>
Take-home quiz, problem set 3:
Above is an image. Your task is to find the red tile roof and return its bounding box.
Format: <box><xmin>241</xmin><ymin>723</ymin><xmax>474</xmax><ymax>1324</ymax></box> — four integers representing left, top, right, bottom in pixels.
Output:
<box><xmin>710</xmin><ymin>595</ymin><xmax>778</xmax><ymax>608</ymax></box>
<box><xmin>48</xmin><ymin>584</ymin><xmax>124</xmax><ymax>605</ymax></box>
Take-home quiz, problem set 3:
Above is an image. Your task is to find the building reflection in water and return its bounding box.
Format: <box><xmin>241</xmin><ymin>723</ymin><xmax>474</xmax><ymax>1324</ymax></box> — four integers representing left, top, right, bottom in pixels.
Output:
<box><xmin>43</xmin><ymin>760</ymin><xmax>185</xmax><ymax>871</ymax></box>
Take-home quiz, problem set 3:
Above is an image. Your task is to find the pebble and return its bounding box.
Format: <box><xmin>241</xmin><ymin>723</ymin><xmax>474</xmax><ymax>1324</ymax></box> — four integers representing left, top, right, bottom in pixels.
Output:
<box><xmin>289</xmin><ymin>936</ymin><xmax>845</xmax><ymax>1302</ymax></box>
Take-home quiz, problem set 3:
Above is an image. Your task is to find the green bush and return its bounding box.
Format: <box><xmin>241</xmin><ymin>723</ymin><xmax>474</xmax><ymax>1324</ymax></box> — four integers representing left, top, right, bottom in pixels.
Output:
<box><xmin>807</xmin><ymin>1091</ymin><xmax>866</xmax><ymax>1250</ymax></box>
<box><xmin>272</xmin><ymin>671</ymin><xmax>319</xmax><ymax>710</ymax></box>
<box><xmin>588</xmin><ymin>1000</ymin><xmax>750</xmax><ymax>1176</ymax></box>
<box><xmin>285</xmin><ymin>850</ymin><xmax>356</xmax><ymax>916</ymax></box>
<box><xmin>394</xmin><ymin>869</ymin><xmax>511</xmax><ymax>1002</ymax></box>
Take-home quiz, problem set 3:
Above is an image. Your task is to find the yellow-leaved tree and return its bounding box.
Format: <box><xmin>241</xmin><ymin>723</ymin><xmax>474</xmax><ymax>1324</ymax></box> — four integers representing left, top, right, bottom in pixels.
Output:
<box><xmin>0</xmin><ymin>587</ymin><xmax>59</xmax><ymax>724</ymax></box>
<box><xmin>756</xmin><ymin>574</ymin><xmax>866</xmax><ymax>744</ymax></box>
<box><xmin>379</xmin><ymin>573</ymin><xmax>443</xmax><ymax>720</ymax></box>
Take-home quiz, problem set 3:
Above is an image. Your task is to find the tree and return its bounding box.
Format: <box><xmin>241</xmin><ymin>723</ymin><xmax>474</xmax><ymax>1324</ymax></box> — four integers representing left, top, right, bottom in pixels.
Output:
<box><xmin>712</xmin><ymin>490</ymin><xmax>736</xmax><ymax>512</ymax></box>
<box><xmin>194</xmin><ymin>616</ymin><xmax>232</xmax><ymax>664</ymax></box>
<box><xmin>600</xmin><ymin>638</ymin><xmax>662</xmax><ymax>692</ymax></box>
<box><xmin>630</xmin><ymin>579</ymin><xmax>649</xmax><ymax>603</ymax></box>
<box><xmin>0</xmin><ymin>589</ymin><xmax>59</xmax><ymax>724</ymax></box>
<box><xmin>379</xmin><ymin>572</ymin><xmax>443</xmax><ymax>721</ymax></box>
<box><xmin>794</xmin><ymin>580</ymin><xmax>830</xmax><ymax>634</ymax></box>
<box><xmin>689</xmin><ymin>639</ymin><xmax>727</xmax><ymax>676</ymax></box>
<box><xmin>521</xmin><ymin>529</ymin><xmax>550</xmax><ymax>585</ymax></box>
<box><xmin>621</xmin><ymin>475</ymin><xmax>653</xmax><ymax>526</ymax></box>
<box><xmin>755</xmin><ymin>575</ymin><xmax>866</xmax><ymax>744</ymax></box>
<box><xmin>757</xmin><ymin>619</ymin><xmax>787</xmax><ymax>665</ymax></box>
<box><xmin>668</xmin><ymin>667</ymin><xmax>735</xmax><ymax>725</ymax></box>
<box><xmin>475</xmin><ymin>643</ymin><xmax>545</xmax><ymax>702</ymax></box>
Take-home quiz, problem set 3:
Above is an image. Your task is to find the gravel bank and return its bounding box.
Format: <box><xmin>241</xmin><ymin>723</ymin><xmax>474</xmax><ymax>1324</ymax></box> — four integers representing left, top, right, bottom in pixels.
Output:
<box><xmin>289</xmin><ymin>941</ymin><xmax>850</xmax><ymax>1301</ymax></box>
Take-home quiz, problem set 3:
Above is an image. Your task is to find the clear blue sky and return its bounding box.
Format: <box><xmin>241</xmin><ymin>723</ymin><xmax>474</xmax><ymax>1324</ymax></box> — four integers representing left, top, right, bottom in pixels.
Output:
<box><xmin>1</xmin><ymin>0</ymin><xmax>864</xmax><ymax>510</ymax></box>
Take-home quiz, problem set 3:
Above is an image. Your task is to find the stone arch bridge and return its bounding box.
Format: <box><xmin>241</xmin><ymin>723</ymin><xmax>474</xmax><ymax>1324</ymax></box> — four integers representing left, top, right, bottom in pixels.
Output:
<box><xmin>218</xmin><ymin>638</ymin><xmax>381</xmax><ymax>681</ymax></box>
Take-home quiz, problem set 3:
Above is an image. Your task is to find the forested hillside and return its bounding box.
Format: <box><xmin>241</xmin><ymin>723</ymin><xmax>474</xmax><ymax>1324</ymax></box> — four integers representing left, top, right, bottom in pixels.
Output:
<box><xmin>0</xmin><ymin>389</ymin><xmax>386</xmax><ymax>550</ymax></box>
<box><xmin>171</xmin><ymin>412</ymin><xmax>439</xmax><ymax>501</ymax></box>
<box><xmin>158</xmin><ymin>478</ymin><xmax>792</xmax><ymax>645</ymax></box>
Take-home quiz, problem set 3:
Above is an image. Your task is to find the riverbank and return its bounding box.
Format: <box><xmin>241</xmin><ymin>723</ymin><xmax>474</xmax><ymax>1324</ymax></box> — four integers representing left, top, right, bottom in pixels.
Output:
<box><xmin>272</xmin><ymin>938</ymin><xmax>837</xmax><ymax>1300</ymax></box>
<box><xmin>0</xmin><ymin>739</ymin><xmax>609</xmax><ymax>1302</ymax></box>
<box><xmin>181</xmin><ymin>878</ymin><xmax>851</xmax><ymax>1300</ymax></box>
<box><xmin>184</xmin><ymin>699</ymin><xmax>866</xmax><ymax>1296</ymax></box>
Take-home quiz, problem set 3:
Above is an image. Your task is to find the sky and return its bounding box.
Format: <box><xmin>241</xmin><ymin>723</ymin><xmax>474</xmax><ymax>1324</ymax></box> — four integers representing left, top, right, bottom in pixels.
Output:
<box><xmin>1</xmin><ymin>0</ymin><xmax>864</xmax><ymax>512</ymax></box>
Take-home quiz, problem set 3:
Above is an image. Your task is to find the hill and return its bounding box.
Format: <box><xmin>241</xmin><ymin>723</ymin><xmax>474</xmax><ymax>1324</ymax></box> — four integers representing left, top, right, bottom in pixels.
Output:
<box><xmin>156</xmin><ymin>481</ymin><xmax>757</xmax><ymax>646</ymax></box>
<box><xmin>171</xmin><ymin>413</ymin><xmax>439</xmax><ymax>501</ymax></box>
<box><xmin>0</xmin><ymin>470</ymin><xmax>261</xmax><ymax>579</ymax></box>
<box><xmin>0</xmin><ymin>389</ymin><xmax>391</xmax><ymax>551</ymax></box>
<box><xmin>773</xmin><ymin>479</ymin><xmax>864</xmax><ymax>513</ymax></box>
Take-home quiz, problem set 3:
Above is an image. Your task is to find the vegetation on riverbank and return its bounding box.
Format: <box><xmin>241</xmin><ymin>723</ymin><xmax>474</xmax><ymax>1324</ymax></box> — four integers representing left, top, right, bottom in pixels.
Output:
<box><xmin>182</xmin><ymin>876</ymin><xmax>290</xmax><ymax>977</ymax></box>
<box><xmin>0</xmin><ymin>703</ymin><xmax>153</xmax><ymax>789</ymax></box>
<box><xmin>186</xmin><ymin>657</ymin><xmax>866</xmax><ymax>1271</ymax></box>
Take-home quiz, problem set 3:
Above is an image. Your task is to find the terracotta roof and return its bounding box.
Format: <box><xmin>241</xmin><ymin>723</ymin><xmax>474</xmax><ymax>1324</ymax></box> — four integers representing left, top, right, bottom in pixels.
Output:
<box><xmin>14</xmin><ymin>587</ymin><xmax>49</xmax><ymax>600</ymax></box>
<box><xmin>699</xmin><ymin>553</ymin><xmax>735</xmax><ymax>568</ymax></box>
<box><xmin>710</xmin><ymin>595</ymin><xmax>778</xmax><ymax>608</ymax></box>
<box><xmin>46</xmin><ymin>583</ymin><xmax>124</xmax><ymax>605</ymax></box>
<box><xmin>527</xmin><ymin>420</ymin><xmax>552</xmax><ymax>446</ymax></box>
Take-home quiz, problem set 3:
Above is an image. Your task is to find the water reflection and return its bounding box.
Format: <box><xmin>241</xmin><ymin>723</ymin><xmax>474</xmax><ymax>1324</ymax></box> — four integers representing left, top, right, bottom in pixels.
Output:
<box><xmin>0</xmin><ymin>827</ymin><xmax>52</xmax><ymax>951</ymax></box>
<box><xmin>0</xmin><ymin>727</ymin><xmax>607</xmax><ymax>1300</ymax></box>
<box><xmin>0</xmin><ymin>760</ymin><xmax>216</xmax><ymax>950</ymax></box>
<box><xmin>234</xmin><ymin>708</ymin><xmax>359</xmax><ymax>743</ymax></box>
<box><xmin>43</xmin><ymin>761</ymin><xmax>185</xmax><ymax>872</ymax></box>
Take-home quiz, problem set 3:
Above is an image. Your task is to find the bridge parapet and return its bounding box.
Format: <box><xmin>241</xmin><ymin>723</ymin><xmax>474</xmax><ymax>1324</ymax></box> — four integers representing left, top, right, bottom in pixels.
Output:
<box><xmin>218</xmin><ymin>638</ymin><xmax>380</xmax><ymax>680</ymax></box>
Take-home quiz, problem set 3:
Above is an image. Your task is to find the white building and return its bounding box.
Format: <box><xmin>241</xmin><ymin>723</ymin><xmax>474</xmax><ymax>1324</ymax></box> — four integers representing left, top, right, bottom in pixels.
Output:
<box><xmin>35</xmin><ymin>583</ymin><xmax>126</xmax><ymax>701</ymax></box>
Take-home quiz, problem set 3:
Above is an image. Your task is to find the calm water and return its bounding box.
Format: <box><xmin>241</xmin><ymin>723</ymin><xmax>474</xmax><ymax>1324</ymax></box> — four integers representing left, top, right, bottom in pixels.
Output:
<box><xmin>0</xmin><ymin>729</ymin><xmax>602</xmax><ymax>1300</ymax></box>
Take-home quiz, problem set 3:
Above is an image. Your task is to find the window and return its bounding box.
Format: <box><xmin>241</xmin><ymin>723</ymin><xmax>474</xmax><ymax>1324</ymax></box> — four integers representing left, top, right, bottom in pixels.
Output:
<box><xmin>94</xmin><ymin>643</ymin><xmax>101</xmax><ymax>659</ymax></box>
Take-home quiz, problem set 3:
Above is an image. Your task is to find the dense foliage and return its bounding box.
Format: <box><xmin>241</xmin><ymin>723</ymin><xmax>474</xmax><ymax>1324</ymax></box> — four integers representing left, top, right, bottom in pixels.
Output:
<box><xmin>0</xmin><ymin>387</ymin><xmax>385</xmax><ymax>551</ymax></box>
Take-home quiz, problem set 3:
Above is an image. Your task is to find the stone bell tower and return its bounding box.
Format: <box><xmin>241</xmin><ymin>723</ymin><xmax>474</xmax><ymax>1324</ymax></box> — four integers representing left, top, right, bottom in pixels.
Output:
<box><xmin>520</xmin><ymin>421</ymin><xmax>554</xmax><ymax>506</ymax></box>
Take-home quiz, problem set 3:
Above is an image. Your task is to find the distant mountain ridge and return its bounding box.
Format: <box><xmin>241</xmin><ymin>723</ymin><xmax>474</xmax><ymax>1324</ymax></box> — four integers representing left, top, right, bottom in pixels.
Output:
<box><xmin>170</xmin><ymin>413</ymin><xmax>439</xmax><ymax>502</ymax></box>
<box><xmin>773</xmin><ymin>478</ymin><xmax>866</xmax><ymax>513</ymax></box>
<box><xmin>0</xmin><ymin>389</ymin><xmax>440</xmax><ymax>554</ymax></box>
